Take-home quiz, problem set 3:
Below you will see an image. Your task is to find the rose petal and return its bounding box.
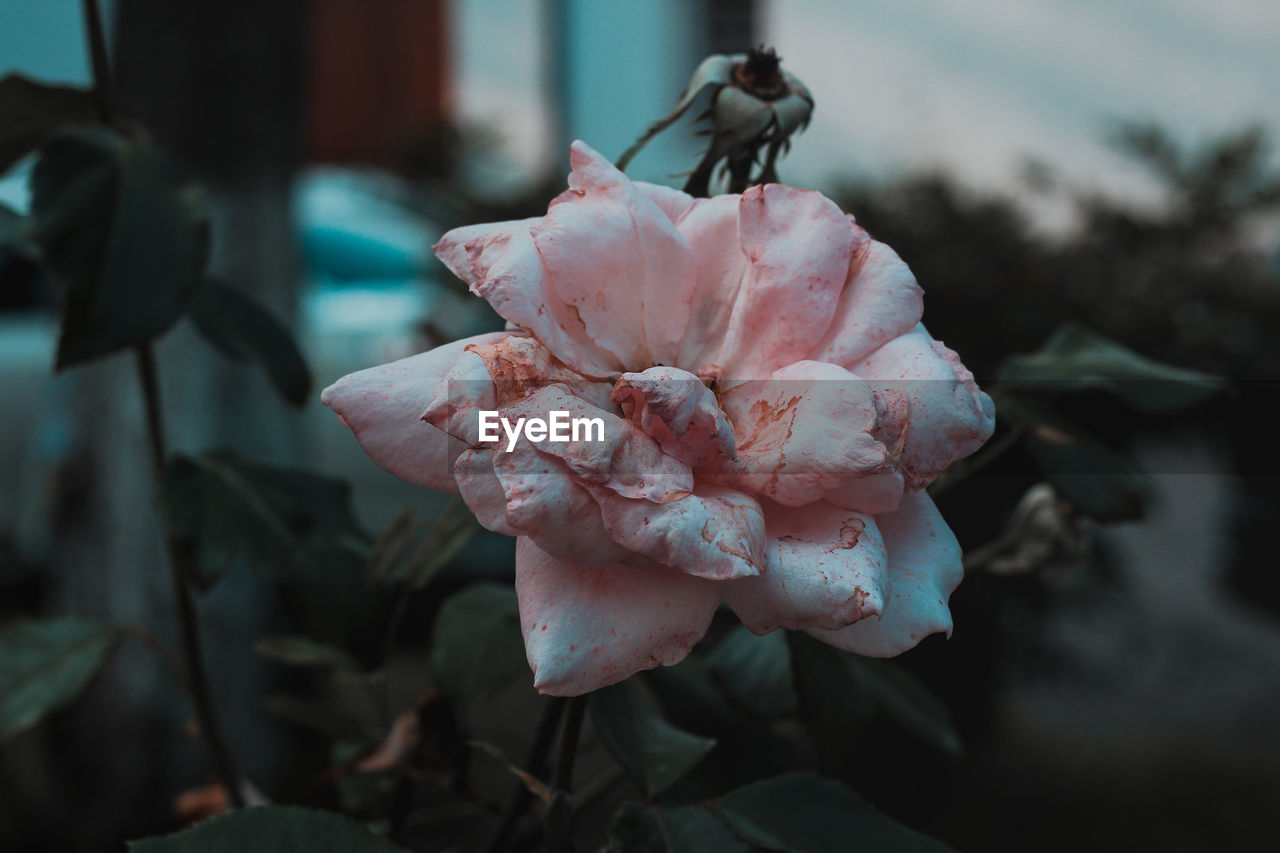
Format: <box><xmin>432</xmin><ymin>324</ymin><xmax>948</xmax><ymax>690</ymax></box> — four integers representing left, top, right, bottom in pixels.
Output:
<box><xmin>613</xmin><ymin>365</ymin><xmax>736</xmax><ymax>468</ymax></box>
<box><xmin>723</xmin><ymin>501</ymin><xmax>887</xmax><ymax>633</ymax></box>
<box><xmin>516</xmin><ymin>537</ymin><xmax>719</xmax><ymax>696</ymax></box>
<box><xmin>320</xmin><ymin>332</ymin><xmax>508</xmax><ymax>492</ymax></box>
<box><xmin>636</xmin><ymin>182</ymin><xmax>696</xmax><ymax>224</ymax></box>
<box><xmin>714</xmin><ymin>184</ymin><xmax>854</xmax><ymax>381</ymax></box>
<box><xmin>532</xmin><ymin>141</ymin><xmax>696</xmax><ymax>368</ymax></box>
<box><xmin>488</xmin><ymin>442</ymin><xmax>632</xmax><ymax>567</ymax></box>
<box><xmin>808</xmin><ymin>224</ymin><xmax>924</xmax><ymax>369</ymax></box>
<box><xmin>855</xmin><ymin>324</ymin><xmax>996</xmax><ymax>491</ymax></box>
<box><xmin>714</xmin><ymin>360</ymin><xmax>887</xmax><ymax>506</ymax></box>
<box><xmin>453</xmin><ymin>448</ymin><xmax>520</xmax><ymax>536</ymax></box>
<box><xmin>672</xmin><ymin>195</ymin><xmax>747</xmax><ymax>373</ymax></box>
<box><xmin>434</xmin><ymin>218</ymin><xmax>622</xmax><ymax>377</ymax></box>
<box><xmin>806</xmin><ymin>491</ymin><xmax>962</xmax><ymax>656</ymax></box>
<box><xmin>505</xmin><ymin>385</ymin><xmax>693</xmax><ymax>503</ymax></box>
<box><xmin>589</xmin><ymin>485</ymin><xmax>766</xmax><ymax>580</ymax></box>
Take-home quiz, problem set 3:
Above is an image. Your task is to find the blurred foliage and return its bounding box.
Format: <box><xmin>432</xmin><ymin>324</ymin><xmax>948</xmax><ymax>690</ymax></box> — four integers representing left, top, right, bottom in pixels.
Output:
<box><xmin>5</xmin><ymin>18</ymin><xmax>1280</xmax><ymax>849</ymax></box>
<box><xmin>829</xmin><ymin>122</ymin><xmax>1280</xmax><ymax>381</ymax></box>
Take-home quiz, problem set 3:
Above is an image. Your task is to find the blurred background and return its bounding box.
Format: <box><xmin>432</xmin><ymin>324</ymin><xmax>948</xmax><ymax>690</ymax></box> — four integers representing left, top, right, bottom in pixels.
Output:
<box><xmin>2</xmin><ymin>1</ymin><xmax>1279</xmax><ymax>851</ymax></box>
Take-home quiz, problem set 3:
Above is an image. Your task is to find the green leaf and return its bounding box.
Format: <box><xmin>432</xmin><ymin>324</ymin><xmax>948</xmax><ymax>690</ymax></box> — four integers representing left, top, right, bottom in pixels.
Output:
<box><xmin>788</xmin><ymin>633</ymin><xmax>960</xmax><ymax>759</ymax></box>
<box><xmin>0</xmin><ymin>73</ymin><xmax>98</xmax><ymax>175</ymax></box>
<box><xmin>128</xmin><ymin>805</ymin><xmax>407</xmax><ymax>852</ymax></box>
<box><xmin>707</xmin><ymin>626</ymin><xmax>796</xmax><ymax>716</ymax></box>
<box><xmin>0</xmin><ymin>618</ymin><xmax>123</xmax><ymax>740</ymax></box>
<box><xmin>254</xmin><ymin>634</ymin><xmax>360</xmax><ymax>671</ymax></box>
<box><xmin>264</xmin><ymin>693</ymin><xmax>376</xmax><ymax>743</ymax></box>
<box><xmin>29</xmin><ymin>129</ymin><xmax>208</xmax><ymax>369</ymax></box>
<box><xmin>429</xmin><ymin>584</ymin><xmax>526</xmax><ymax>716</ymax></box>
<box><xmin>787</xmin><ymin>632</ymin><xmax>875</xmax><ymax>774</ymax></box>
<box><xmin>610</xmin><ymin>774</ymin><xmax>956</xmax><ymax>853</ymax></box>
<box><xmin>1024</xmin><ymin>429</ymin><xmax>1146</xmax><ymax>522</ymax></box>
<box><xmin>844</xmin><ymin>657</ymin><xmax>962</xmax><ymax>756</ymax></box>
<box><xmin>995</xmin><ymin>323</ymin><xmax>1224</xmax><ymax>414</ymax></box>
<box><xmin>710</xmin><ymin>773</ymin><xmax>955</xmax><ymax>852</ymax></box>
<box><xmin>588</xmin><ymin>678</ymin><xmax>716</xmax><ymax>798</ymax></box>
<box><xmin>188</xmin><ymin>278</ymin><xmax>312</xmax><ymax>407</ymax></box>
<box><xmin>608</xmin><ymin>801</ymin><xmax>749</xmax><ymax>853</ymax></box>
<box><xmin>165</xmin><ymin>451</ymin><xmax>367</xmax><ymax>592</ymax></box>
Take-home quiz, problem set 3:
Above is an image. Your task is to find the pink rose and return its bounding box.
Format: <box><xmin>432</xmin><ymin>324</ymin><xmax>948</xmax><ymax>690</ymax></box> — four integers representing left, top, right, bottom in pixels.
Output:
<box><xmin>322</xmin><ymin>142</ymin><xmax>994</xmax><ymax>696</ymax></box>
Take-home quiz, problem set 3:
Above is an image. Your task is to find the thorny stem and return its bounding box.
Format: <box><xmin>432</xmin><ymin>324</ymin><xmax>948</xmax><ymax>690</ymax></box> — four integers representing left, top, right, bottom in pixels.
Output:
<box><xmin>135</xmin><ymin>345</ymin><xmax>246</xmax><ymax>808</ymax></box>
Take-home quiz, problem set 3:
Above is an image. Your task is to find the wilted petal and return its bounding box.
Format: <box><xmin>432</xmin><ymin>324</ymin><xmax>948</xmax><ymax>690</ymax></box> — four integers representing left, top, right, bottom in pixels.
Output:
<box><xmin>516</xmin><ymin>538</ymin><xmax>719</xmax><ymax>696</ymax></box>
<box><xmin>713</xmin><ymin>184</ymin><xmax>855</xmax><ymax>381</ymax></box>
<box><xmin>613</xmin><ymin>366</ymin><xmax>736</xmax><ymax>468</ymax></box>
<box><xmin>723</xmin><ymin>501</ymin><xmax>887</xmax><ymax>633</ymax></box>
<box><xmin>489</xmin><ymin>442</ymin><xmax>632</xmax><ymax>568</ymax></box>
<box><xmin>434</xmin><ymin>218</ymin><xmax>623</xmax><ymax>377</ymax></box>
<box><xmin>320</xmin><ymin>332</ymin><xmax>508</xmax><ymax>492</ymax></box>
<box><xmin>809</xmin><ymin>225</ymin><xmax>924</xmax><ymax>369</ymax></box>
<box><xmin>506</xmin><ymin>385</ymin><xmax>693</xmax><ymax>503</ymax></box>
<box><xmin>857</xmin><ymin>324</ymin><xmax>996</xmax><ymax>491</ymax></box>
<box><xmin>590</xmin><ymin>485</ymin><xmax>766</xmax><ymax>580</ymax></box>
<box><xmin>532</xmin><ymin>141</ymin><xmax>696</xmax><ymax>368</ymax></box>
<box><xmin>453</xmin><ymin>448</ymin><xmax>520</xmax><ymax>536</ymax></box>
<box><xmin>716</xmin><ymin>360</ymin><xmax>886</xmax><ymax>506</ymax></box>
<box><xmin>807</xmin><ymin>491</ymin><xmax>962</xmax><ymax>656</ymax></box>
<box><xmin>420</xmin><ymin>348</ymin><xmax>498</xmax><ymax>445</ymax></box>
<box><xmin>826</xmin><ymin>471</ymin><xmax>907</xmax><ymax>516</ymax></box>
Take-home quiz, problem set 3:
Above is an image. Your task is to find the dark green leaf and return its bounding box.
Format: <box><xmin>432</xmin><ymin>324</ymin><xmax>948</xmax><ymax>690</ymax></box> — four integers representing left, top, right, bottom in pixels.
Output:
<box><xmin>265</xmin><ymin>694</ymin><xmax>369</xmax><ymax>742</ymax></box>
<box><xmin>707</xmin><ymin>626</ymin><xmax>796</xmax><ymax>716</ymax></box>
<box><xmin>29</xmin><ymin>129</ymin><xmax>208</xmax><ymax>368</ymax></box>
<box><xmin>0</xmin><ymin>74</ymin><xmax>98</xmax><ymax>175</ymax></box>
<box><xmin>608</xmin><ymin>801</ymin><xmax>749</xmax><ymax>853</ymax></box>
<box><xmin>188</xmin><ymin>278</ymin><xmax>312</xmax><ymax>406</ymax></box>
<box><xmin>254</xmin><ymin>634</ymin><xmax>360</xmax><ymax>671</ymax></box>
<box><xmin>1025</xmin><ymin>431</ymin><xmax>1145</xmax><ymax>522</ymax></box>
<box><xmin>786</xmin><ymin>632</ymin><xmax>875</xmax><ymax>774</ymax></box>
<box><xmin>710</xmin><ymin>773</ymin><xmax>955</xmax><ymax>853</ymax></box>
<box><xmin>788</xmin><ymin>633</ymin><xmax>960</xmax><ymax>759</ymax></box>
<box><xmin>844</xmin><ymin>657</ymin><xmax>962</xmax><ymax>756</ymax></box>
<box><xmin>165</xmin><ymin>451</ymin><xmax>367</xmax><ymax>592</ymax></box>
<box><xmin>0</xmin><ymin>618</ymin><xmax>122</xmax><ymax>740</ymax></box>
<box><xmin>588</xmin><ymin>678</ymin><xmax>716</xmax><ymax>797</ymax></box>
<box><xmin>128</xmin><ymin>804</ymin><xmax>407</xmax><ymax>852</ymax></box>
<box><xmin>429</xmin><ymin>584</ymin><xmax>525</xmax><ymax>716</ymax></box>
<box><xmin>995</xmin><ymin>323</ymin><xmax>1224</xmax><ymax>413</ymax></box>
<box><xmin>998</xmin><ymin>395</ymin><xmax>1147</xmax><ymax>522</ymax></box>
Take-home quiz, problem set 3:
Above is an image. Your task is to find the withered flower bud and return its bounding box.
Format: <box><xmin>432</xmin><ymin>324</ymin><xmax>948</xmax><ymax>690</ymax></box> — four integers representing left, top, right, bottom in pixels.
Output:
<box><xmin>618</xmin><ymin>46</ymin><xmax>814</xmax><ymax>197</ymax></box>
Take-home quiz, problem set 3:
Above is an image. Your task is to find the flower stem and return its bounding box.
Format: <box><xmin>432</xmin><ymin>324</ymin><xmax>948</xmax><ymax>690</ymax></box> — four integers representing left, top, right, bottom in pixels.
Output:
<box><xmin>551</xmin><ymin>696</ymin><xmax>587</xmax><ymax>794</ymax></box>
<box><xmin>135</xmin><ymin>344</ymin><xmax>245</xmax><ymax>808</ymax></box>
<box><xmin>80</xmin><ymin>0</ymin><xmax>115</xmax><ymax>126</ymax></box>
<box><xmin>481</xmin><ymin>697</ymin><xmax>566</xmax><ymax>852</ymax></box>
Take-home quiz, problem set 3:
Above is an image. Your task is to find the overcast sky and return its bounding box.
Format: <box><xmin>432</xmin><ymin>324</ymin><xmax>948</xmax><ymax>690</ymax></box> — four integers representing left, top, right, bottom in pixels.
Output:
<box><xmin>453</xmin><ymin>0</ymin><xmax>1280</xmax><ymax>227</ymax></box>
